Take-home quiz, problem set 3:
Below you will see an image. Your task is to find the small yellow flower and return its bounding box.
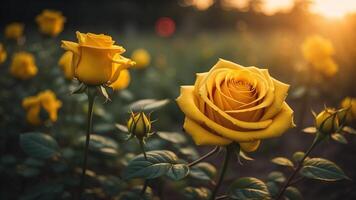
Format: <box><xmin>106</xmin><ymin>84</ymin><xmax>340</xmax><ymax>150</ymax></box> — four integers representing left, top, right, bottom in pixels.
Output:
<box><xmin>10</xmin><ymin>52</ymin><xmax>38</xmax><ymax>80</ymax></box>
<box><xmin>5</xmin><ymin>22</ymin><xmax>24</xmax><ymax>40</ymax></box>
<box><xmin>58</xmin><ymin>51</ymin><xmax>74</xmax><ymax>79</ymax></box>
<box><xmin>131</xmin><ymin>48</ymin><xmax>151</xmax><ymax>69</ymax></box>
<box><xmin>315</xmin><ymin>108</ymin><xmax>339</xmax><ymax>134</ymax></box>
<box><xmin>127</xmin><ymin>112</ymin><xmax>152</xmax><ymax>139</ymax></box>
<box><xmin>301</xmin><ymin>35</ymin><xmax>338</xmax><ymax>77</ymax></box>
<box><xmin>36</xmin><ymin>9</ymin><xmax>66</xmax><ymax>37</ymax></box>
<box><xmin>0</xmin><ymin>43</ymin><xmax>7</xmax><ymax>64</ymax></box>
<box><xmin>22</xmin><ymin>90</ymin><xmax>62</xmax><ymax>126</ymax></box>
<box><xmin>61</xmin><ymin>31</ymin><xmax>135</xmax><ymax>85</ymax></box>
<box><xmin>340</xmin><ymin>97</ymin><xmax>356</xmax><ymax>122</ymax></box>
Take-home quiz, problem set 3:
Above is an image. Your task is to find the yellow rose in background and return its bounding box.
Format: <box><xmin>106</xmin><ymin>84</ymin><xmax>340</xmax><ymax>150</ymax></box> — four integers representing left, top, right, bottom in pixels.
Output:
<box><xmin>22</xmin><ymin>90</ymin><xmax>62</xmax><ymax>126</ymax></box>
<box><xmin>301</xmin><ymin>35</ymin><xmax>338</xmax><ymax>77</ymax></box>
<box><xmin>340</xmin><ymin>97</ymin><xmax>356</xmax><ymax>122</ymax></box>
<box><xmin>0</xmin><ymin>43</ymin><xmax>7</xmax><ymax>64</ymax></box>
<box><xmin>10</xmin><ymin>52</ymin><xmax>38</xmax><ymax>80</ymax></box>
<box><xmin>58</xmin><ymin>51</ymin><xmax>74</xmax><ymax>79</ymax></box>
<box><xmin>131</xmin><ymin>48</ymin><xmax>151</xmax><ymax>69</ymax></box>
<box><xmin>176</xmin><ymin>59</ymin><xmax>294</xmax><ymax>152</ymax></box>
<box><xmin>5</xmin><ymin>22</ymin><xmax>24</xmax><ymax>40</ymax></box>
<box><xmin>61</xmin><ymin>31</ymin><xmax>135</xmax><ymax>85</ymax></box>
<box><xmin>36</xmin><ymin>9</ymin><xmax>66</xmax><ymax>37</ymax></box>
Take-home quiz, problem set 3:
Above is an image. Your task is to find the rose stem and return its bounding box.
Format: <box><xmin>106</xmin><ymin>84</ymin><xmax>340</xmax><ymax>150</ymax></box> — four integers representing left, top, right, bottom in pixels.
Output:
<box><xmin>140</xmin><ymin>140</ymin><xmax>149</xmax><ymax>196</ymax></box>
<box><xmin>77</xmin><ymin>87</ymin><xmax>96</xmax><ymax>200</ymax></box>
<box><xmin>275</xmin><ymin>135</ymin><xmax>321</xmax><ymax>200</ymax></box>
<box><xmin>210</xmin><ymin>146</ymin><xmax>231</xmax><ymax>200</ymax></box>
<box><xmin>187</xmin><ymin>146</ymin><xmax>220</xmax><ymax>167</ymax></box>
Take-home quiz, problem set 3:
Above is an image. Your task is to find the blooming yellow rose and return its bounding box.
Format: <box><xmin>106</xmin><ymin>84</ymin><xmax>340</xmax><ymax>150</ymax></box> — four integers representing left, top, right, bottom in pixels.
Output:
<box><xmin>36</xmin><ymin>9</ymin><xmax>66</xmax><ymax>36</ymax></box>
<box><xmin>109</xmin><ymin>69</ymin><xmax>130</xmax><ymax>90</ymax></box>
<box><xmin>5</xmin><ymin>22</ymin><xmax>24</xmax><ymax>40</ymax></box>
<box><xmin>22</xmin><ymin>90</ymin><xmax>62</xmax><ymax>126</ymax></box>
<box><xmin>61</xmin><ymin>31</ymin><xmax>135</xmax><ymax>85</ymax></box>
<box><xmin>176</xmin><ymin>59</ymin><xmax>294</xmax><ymax>152</ymax></box>
<box><xmin>301</xmin><ymin>35</ymin><xmax>338</xmax><ymax>77</ymax></box>
<box><xmin>10</xmin><ymin>52</ymin><xmax>38</xmax><ymax>80</ymax></box>
<box><xmin>131</xmin><ymin>48</ymin><xmax>151</xmax><ymax>69</ymax></box>
<box><xmin>340</xmin><ymin>97</ymin><xmax>356</xmax><ymax>122</ymax></box>
<box><xmin>0</xmin><ymin>43</ymin><xmax>7</xmax><ymax>64</ymax></box>
<box><xmin>58</xmin><ymin>51</ymin><xmax>74</xmax><ymax>79</ymax></box>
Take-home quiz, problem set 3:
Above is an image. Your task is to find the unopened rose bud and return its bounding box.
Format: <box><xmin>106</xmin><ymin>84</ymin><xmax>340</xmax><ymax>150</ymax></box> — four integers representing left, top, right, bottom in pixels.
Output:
<box><xmin>315</xmin><ymin>108</ymin><xmax>339</xmax><ymax>134</ymax></box>
<box><xmin>127</xmin><ymin>112</ymin><xmax>152</xmax><ymax>139</ymax></box>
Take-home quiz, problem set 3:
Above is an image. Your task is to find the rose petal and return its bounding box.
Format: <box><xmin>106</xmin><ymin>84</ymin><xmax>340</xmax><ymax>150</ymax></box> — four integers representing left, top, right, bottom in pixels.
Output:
<box><xmin>240</xmin><ymin>140</ymin><xmax>261</xmax><ymax>152</ymax></box>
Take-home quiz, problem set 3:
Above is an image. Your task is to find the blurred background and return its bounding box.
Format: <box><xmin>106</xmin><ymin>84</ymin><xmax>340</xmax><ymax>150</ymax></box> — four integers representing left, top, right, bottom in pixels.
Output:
<box><xmin>1</xmin><ymin>0</ymin><xmax>356</xmax><ymax>199</ymax></box>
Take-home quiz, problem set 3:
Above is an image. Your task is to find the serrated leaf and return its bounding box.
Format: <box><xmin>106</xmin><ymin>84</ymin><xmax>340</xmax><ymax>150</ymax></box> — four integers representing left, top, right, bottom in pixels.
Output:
<box><xmin>122</xmin><ymin>150</ymin><xmax>188</xmax><ymax>180</ymax></box>
<box><xmin>20</xmin><ymin>132</ymin><xmax>59</xmax><ymax>159</ymax></box>
<box><xmin>302</xmin><ymin>127</ymin><xmax>317</xmax><ymax>134</ymax></box>
<box><xmin>228</xmin><ymin>177</ymin><xmax>271</xmax><ymax>200</ymax></box>
<box><xmin>166</xmin><ymin>163</ymin><xmax>189</xmax><ymax>180</ymax></box>
<box><xmin>267</xmin><ymin>171</ymin><xmax>286</xmax><ymax>183</ymax></box>
<box><xmin>189</xmin><ymin>162</ymin><xmax>217</xmax><ymax>181</ymax></box>
<box><xmin>156</xmin><ymin>131</ymin><xmax>187</xmax><ymax>144</ymax></box>
<box><xmin>300</xmin><ymin>158</ymin><xmax>349</xmax><ymax>181</ymax></box>
<box><xmin>342</xmin><ymin>126</ymin><xmax>356</xmax><ymax>135</ymax></box>
<box><xmin>183</xmin><ymin>187</ymin><xmax>211</xmax><ymax>200</ymax></box>
<box><xmin>292</xmin><ymin>152</ymin><xmax>306</xmax><ymax>162</ymax></box>
<box><xmin>271</xmin><ymin>157</ymin><xmax>294</xmax><ymax>167</ymax></box>
<box><xmin>129</xmin><ymin>99</ymin><xmax>170</xmax><ymax>112</ymax></box>
<box><xmin>331</xmin><ymin>133</ymin><xmax>348</xmax><ymax>144</ymax></box>
<box><xmin>284</xmin><ymin>187</ymin><xmax>303</xmax><ymax>200</ymax></box>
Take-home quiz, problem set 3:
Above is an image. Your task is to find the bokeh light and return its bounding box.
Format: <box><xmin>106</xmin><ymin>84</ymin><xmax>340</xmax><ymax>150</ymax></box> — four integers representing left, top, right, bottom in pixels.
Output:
<box><xmin>155</xmin><ymin>17</ymin><xmax>176</xmax><ymax>37</ymax></box>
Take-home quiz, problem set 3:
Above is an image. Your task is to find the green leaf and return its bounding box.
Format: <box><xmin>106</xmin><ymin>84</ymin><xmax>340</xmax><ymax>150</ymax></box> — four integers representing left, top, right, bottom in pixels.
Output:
<box><xmin>71</xmin><ymin>82</ymin><xmax>87</xmax><ymax>94</ymax></box>
<box><xmin>342</xmin><ymin>126</ymin><xmax>356</xmax><ymax>135</ymax></box>
<box><xmin>239</xmin><ymin>151</ymin><xmax>254</xmax><ymax>161</ymax></box>
<box><xmin>271</xmin><ymin>157</ymin><xmax>294</xmax><ymax>167</ymax></box>
<box><xmin>300</xmin><ymin>158</ymin><xmax>350</xmax><ymax>181</ymax></box>
<box><xmin>183</xmin><ymin>187</ymin><xmax>211</xmax><ymax>200</ymax></box>
<box><xmin>129</xmin><ymin>99</ymin><xmax>170</xmax><ymax>112</ymax></box>
<box><xmin>189</xmin><ymin>162</ymin><xmax>217</xmax><ymax>181</ymax></box>
<box><xmin>284</xmin><ymin>187</ymin><xmax>303</xmax><ymax>200</ymax></box>
<box><xmin>20</xmin><ymin>132</ymin><xmax>59</xmax><ymax>159</ymax></box>
<box><xmin>292</xmin><ymin>152</ymin><xmax>306</xmax><ymax>162</ymax></box>
<box><xmin>267</xmin><ymin>171</ymin><xmax>286</xmax><ymax>183</ymax></box>
<box><xmin>166</xmin><ymin>163</ymin><xmax>189</xmax><ymax>180</ymax></box>
<box><xmin>157</xmin><ymin>131</ymin><xmax>187</xmax><ymax>144</ymax></box>
<box><xmin>302</xmin><ymin>127</ymin><xmax>317</xmax><ymax>134</ymax></box>
<box><xmin>331</xmin><ymin>133</ymin><xmax>348</xmax><ymax>144</ymax></box>
<box><xmin>228</xmin><ymin>177</ymin><xmax>271</xmax><ymax>200</ymax></box>
<box><xmin>118</xmin><ymin>186</ymin><xmax>153</xmax><ymax>200</ymax></box>
<box><xmin>115</xmin><ymin>123</ymin><xmax>129</xmax><ymax>133</ymax></box>
<box><xmin>122</xmin><ymin>150</ymin><xmax>189</xmax><ymax>180</ymax></box>
<box><xmin>78</xmin><ymin>134</ymin><xmax>119</xmax><ymax>156</ymax></box>
<box><xmin>98</xmin><ymin>85</ymin><xmax>110</xmax><ymax>101</ymax></box>
<box><xmin>266</xmin><ymin>181</ymin><xmax>279</xmax><ymax>197</ymax></box>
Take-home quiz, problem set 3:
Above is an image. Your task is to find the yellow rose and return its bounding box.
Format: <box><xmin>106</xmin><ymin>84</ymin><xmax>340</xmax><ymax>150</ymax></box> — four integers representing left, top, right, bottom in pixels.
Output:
<box><xmin>61</xmin><ymin>31</ymin><xmax>135</xmax><ymax>85</ymax></box>
<box><xmin>58</xmin><ymin>51</ymin><xmax>74</xmax><ymax>79</ymax></box>
<box><xmin>36</xmin><ymin>9</ymin><xmax>66</xmax><ymax>37</ymax></box>
<box><xmin>0</xmin><ymin>43</ymin><xmax>7</xmax><ymax>64</ymax></box>
<box><xmin>340</xmin><ymin>97</ymin><xmax>356</xmax><ymax>122</ymax></box>
<box><xmin>131</xmin><ymin>48</ymin><xmax>151</xmax><ymax>69</ymax></box>
<box><xmin>10</xmin><ymin>52</ymin><xmax>38</xmax><ymax>80</ymax></box>
<box><xmin>109</xmin><ymin>69</ymin><xmax>130</xmax><ymax>90</ymax></box>
<box><xmin>22</xmin><ymin>90</ymin><xmax>62</xmax><ymax>126</ymax></box>
<box><xmin>176</xmin><ymin>59</ymin><xmax>294</xmax><ymax>152</ymax></box>
<box><xmin>5</xmin><ymin>22</ymin><xmax>24</xmax><ymax>40</ymax></box>
<box><xmin>315</xmin><ymin>108</ymin><xmax>339</xmax><ymax>134</ymax></box>
<box><xmin>301</xmin><ymin>35</ymin><xmax>338</xmax><ymax>77</ymax></box>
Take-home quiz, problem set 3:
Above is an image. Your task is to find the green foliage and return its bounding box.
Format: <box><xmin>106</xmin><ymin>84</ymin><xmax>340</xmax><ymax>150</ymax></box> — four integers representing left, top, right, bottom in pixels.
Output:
<box><xmin>267</xmin><ymin>171</ymin><xmax>286</xmax><ymax>183</ymax></box>
<box><xmin>292</xmin><ymin>151</ymin><xmax>306</xmax><ymax>162</ymax></box>
<box><xmin>228</xmin><ymin>177</ymin><xmax>271</xmax><ymax>200</ymax></box>
<box><xmin>189</xmin><ymin>162</ymin><xmax>217</xmax><ymax>181</ymax></box>
<box><xmin>300</xmin><ymin>158</ymin><xmax>350</xmax><ymax>181</ymax></box>
<box><xmin>271</xmin><ymin>157</ymin><xmax>294</xmax><ymax>168</ymax></box>
<box><xmin>284</xmin><ymin>187</ymin><xmax>303</xmax><ymax>200</ymax></box>
<box><xmin>20</xmin><ymin>132</ymin><xmax>59</xmax><ymax>159</ymax></box>
<box><xmin>128</xmin><ymin>98</ymin><xmax>170</xmax><ymax>112</ymax></box>
<box><xmin>77</xmin><ymin>134</ymin><xmax>119</xmax><ymax>157</ymax></box>
<box><xmin>122</xmin><ymin>150</ymin><xmax>189</xmax><ymax>180</ymax></box>
<box><xmin>331</xmin><ymin>133</ymin><xmax>348</xmax><ymax>144</ymax></box>
<box><xmin>183</xmin><ymin>187</ymin><xmax>211</xmax><ymax>200</ymax></box>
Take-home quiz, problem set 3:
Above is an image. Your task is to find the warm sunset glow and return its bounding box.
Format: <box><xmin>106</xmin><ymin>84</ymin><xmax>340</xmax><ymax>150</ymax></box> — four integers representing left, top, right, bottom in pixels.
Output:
<box><xmin>311</xmin><ymin>0</ymin><xmax>356</xmax><ymax>18</ymax></box>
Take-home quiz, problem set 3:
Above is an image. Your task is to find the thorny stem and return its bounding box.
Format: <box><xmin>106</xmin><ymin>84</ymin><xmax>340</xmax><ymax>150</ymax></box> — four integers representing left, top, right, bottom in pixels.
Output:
<box><xmin>77</xmin><ymin>87</ymin><xmax>96</xmax><ymax>200</ymax></box>
<box><xmin>188</xmin><ymin>146</ymin><xmax>220</xmax><ymax>167</ymax></box>
<box><xmin>210</xmin><ymin>146</ymin><xmax>231</xmax><ymax>200</ymax></box>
